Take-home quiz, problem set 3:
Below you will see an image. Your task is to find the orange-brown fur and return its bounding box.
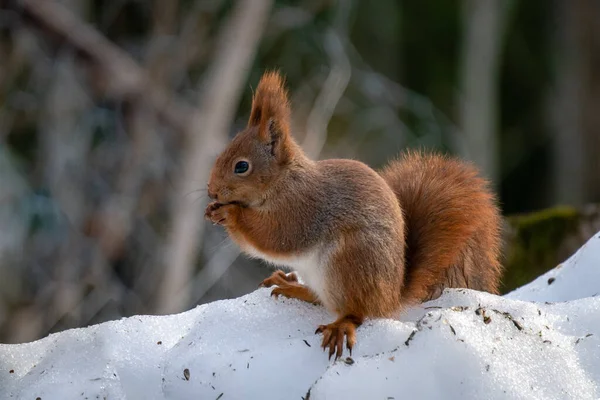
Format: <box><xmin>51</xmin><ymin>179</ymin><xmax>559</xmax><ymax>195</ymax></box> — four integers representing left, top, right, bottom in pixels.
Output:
<box><xmin>380</xmin><ymin>151</ymin><xmax>503</xmax><ymax>304</ymax></box>
<box><xmin>205</xmin><ymin>71</ymin><xmax>503</xmax><ymax>360</ymax></box>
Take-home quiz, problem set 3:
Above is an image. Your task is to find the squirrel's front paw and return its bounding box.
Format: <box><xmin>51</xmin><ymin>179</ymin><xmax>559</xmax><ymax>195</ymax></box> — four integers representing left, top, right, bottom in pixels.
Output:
<box><xmin>204</xmin><ymin>202</ymin><xmax>237</xmax><ymax>226</ymax></box>
<box><xmin>204</xmin><ymin>201</ymin><xmax>222</xmax><ymax>223</ymax></box>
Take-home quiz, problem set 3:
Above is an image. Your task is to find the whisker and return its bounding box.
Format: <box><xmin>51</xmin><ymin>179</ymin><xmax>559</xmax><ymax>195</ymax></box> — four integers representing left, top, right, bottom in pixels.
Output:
<box><xmin>192</xmin><ymin>194</ymin><xmax>208</xmax><ymax>206</ymax></box>
<box><xmin>183</xmin><ymin>188</ymin><xmax>208</xmax><ymax>199</ymax></box>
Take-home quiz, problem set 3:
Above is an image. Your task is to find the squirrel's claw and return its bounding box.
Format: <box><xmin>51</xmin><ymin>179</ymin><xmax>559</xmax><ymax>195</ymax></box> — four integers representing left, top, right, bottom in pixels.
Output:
<box><xmin>203</xmin><ymin>201</ymin><xmax>221</xmax><ymax>219</ymax></box>
<box><xmin>260</xmin><ymin>270</ymin><xmax>297</xmax><ymax>288</ymax></box>
<box><xmin>205</xmin><ymin>202</ymin><xmax>238</xmax><ymax>226</ymax></box>
<box><xmin>315</xmin><ymin>316</ymin><xmax>360</xmax><ymax>361</ymax></box>
<box><xmin>260</xmin><ymin>270</ymin><xmax>322</xmax><ymax>304</ymax></box>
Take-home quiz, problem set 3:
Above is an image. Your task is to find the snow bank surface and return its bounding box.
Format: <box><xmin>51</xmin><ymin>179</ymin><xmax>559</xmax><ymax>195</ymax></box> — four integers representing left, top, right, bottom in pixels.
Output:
<box><xmin>2</xmin><ymin>232</ymin><xmax>600</xmax><ymax>400</ymax></box>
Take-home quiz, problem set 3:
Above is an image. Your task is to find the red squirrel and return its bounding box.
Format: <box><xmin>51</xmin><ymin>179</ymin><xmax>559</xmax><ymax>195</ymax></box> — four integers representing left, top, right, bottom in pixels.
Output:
<box><xmin>205</xmin><ymin>71</ymin><xmax>502</xmax><ymax>360</ymax></box>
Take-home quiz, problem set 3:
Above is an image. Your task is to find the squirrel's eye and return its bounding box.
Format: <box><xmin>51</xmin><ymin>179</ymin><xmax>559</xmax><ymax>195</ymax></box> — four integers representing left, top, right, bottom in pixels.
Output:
<box><xmin>234</xmin><ymin>160</ymin><xmax>250</xmax><ymax>175</ymax></box>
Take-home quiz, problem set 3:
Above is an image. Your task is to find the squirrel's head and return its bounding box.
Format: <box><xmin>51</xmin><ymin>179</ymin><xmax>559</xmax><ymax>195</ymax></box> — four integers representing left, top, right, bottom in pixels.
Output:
<box><xmin>207</xmin><ymin>71</ymin><xmax>299</xmax><ymax>207</ymax></box>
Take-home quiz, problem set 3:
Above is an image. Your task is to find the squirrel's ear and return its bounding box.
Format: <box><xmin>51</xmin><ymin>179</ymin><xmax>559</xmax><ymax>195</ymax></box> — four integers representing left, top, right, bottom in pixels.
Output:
<box><xmin>248</xmin><ymin>71</ymin><xmax>291</xmax><ymax>160</ymax></box>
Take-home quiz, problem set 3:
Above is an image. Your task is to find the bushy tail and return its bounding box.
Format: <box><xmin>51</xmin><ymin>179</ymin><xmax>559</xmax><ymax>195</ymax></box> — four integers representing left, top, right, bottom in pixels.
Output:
<box><xmin>380</xmin><ymin>150</ymin><xmax>503</xmax><ymax>302</ymax></box>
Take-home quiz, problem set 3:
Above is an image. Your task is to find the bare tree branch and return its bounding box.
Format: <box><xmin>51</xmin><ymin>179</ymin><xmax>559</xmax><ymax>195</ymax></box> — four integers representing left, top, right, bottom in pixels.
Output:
<box><xmin>188</xmin><ymin>242</ymin><xmax>241</xmax><ymax>307</ymax></box>
<box><xmin>10</xmin><ymin>0</ymin><xmax>194</xmax><ymax>133</ymax></box>
<box><xmin>302</xmin><ymin>31</ymin><xmax>351</xmax><ymax>159</ymax></box>
<box><xmin>7</xmin><ymin>0</ymin><xmax>273</xmax><ymax>316</ymax></box>
<box><xmin>459</xmin><ymin>0</ymin><xmax>513</xmax><ymax>185</ymax></box>
<box><xmin>156</xmin><ymin>0</ymin><xmax>274</xmax><ymax>314</ymax></box>
<box><xmin>301</xmin><ymin>1</ymin><xmax>352</xmax><ymax>159</ymax></box>
<box><xmin>552</xmin><ymin>0</ymin><xmax>600</xmax><ymax>205</ymax></box>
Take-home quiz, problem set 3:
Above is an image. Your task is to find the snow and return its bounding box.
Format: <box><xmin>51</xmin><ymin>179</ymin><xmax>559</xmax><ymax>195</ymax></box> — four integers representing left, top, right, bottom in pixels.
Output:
<box><xmin>506</xmin><ymin>231</ymin><xmax>600</xmax><ymax>302</ymax></box>
<box><xmin>1</xmin><ymin>232</ymin><xmax>600</xmax><ymax>400</ymax></box>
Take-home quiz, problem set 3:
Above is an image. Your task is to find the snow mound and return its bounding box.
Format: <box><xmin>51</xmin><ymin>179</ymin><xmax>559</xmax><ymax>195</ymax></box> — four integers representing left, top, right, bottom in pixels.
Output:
<box><xmin>506</xmin><ymin>230</ymin><xmax>600</xmax><ymax>302</ymax></box>
<box><xmin>1</xmin><ymin>233</ymin><xmax>600</xmax><ymax>400</ymax></box>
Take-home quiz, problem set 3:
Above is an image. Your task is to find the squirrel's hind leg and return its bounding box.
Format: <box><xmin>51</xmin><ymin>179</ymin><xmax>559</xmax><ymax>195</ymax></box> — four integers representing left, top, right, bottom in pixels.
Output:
<box><xmin>315</xmin><ymin>314</ymin><xmax>363</xmax><ymax>360</ymax></box>
<box><xmin>260</xmin><ymin>270</ymin><xmax>321</xmax><ymax>305</ymax></box>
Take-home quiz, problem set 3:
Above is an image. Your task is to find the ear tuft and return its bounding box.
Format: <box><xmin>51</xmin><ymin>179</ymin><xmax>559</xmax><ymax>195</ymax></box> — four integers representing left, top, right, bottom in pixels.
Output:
<box><xmin>248</xmin><ymin>70</ymin><xmax>291</xmax><ymax>142</ymax></box>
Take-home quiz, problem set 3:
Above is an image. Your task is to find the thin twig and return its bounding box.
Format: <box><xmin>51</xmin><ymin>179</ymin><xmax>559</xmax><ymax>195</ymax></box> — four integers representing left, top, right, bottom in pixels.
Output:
<box><xmin>11</xmin><ymin>0</ymin><xmax>194</xmax><ymax>133</ymax></box>
<box><xmin>301</xmin><ymin>1</ymin><xmax>352</xmax><ymax>159</ymax></box>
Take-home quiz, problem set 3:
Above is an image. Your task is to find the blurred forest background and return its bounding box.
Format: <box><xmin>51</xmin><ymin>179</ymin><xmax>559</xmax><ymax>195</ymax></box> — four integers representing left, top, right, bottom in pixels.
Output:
<box><xmin>0</xmin><ymin>0</ymin><xmax>599</xmax><ymax>344</ymax></box>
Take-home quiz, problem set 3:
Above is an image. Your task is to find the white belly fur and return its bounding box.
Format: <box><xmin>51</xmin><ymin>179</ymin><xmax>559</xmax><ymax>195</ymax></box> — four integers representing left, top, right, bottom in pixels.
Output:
<box><xmin>242</xmin><ymin>243</ymin><xmax>331</xmax><ymax>308</ymax></box>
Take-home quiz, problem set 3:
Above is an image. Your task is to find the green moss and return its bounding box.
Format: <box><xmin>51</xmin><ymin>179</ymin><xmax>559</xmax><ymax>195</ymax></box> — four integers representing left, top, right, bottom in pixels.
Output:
<box><xmin>501</xmin><ymin>206</ymin><xmax>580</xmax><ymax>294</ymax></box>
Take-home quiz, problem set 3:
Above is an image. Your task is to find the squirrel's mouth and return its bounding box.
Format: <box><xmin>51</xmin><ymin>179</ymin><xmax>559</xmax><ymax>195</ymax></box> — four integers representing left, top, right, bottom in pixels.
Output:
<box><xmin>218</xmin><ymin>200</ymin><xmax>247</xmax><ymax>208</ymax></box>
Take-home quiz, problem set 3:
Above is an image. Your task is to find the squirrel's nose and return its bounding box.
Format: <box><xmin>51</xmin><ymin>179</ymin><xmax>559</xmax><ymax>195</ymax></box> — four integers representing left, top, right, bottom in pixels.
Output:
<box><xmin>207</xmin><ymin>188</ymin><xmax>218</xmax><ymax>201</ymax></box>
